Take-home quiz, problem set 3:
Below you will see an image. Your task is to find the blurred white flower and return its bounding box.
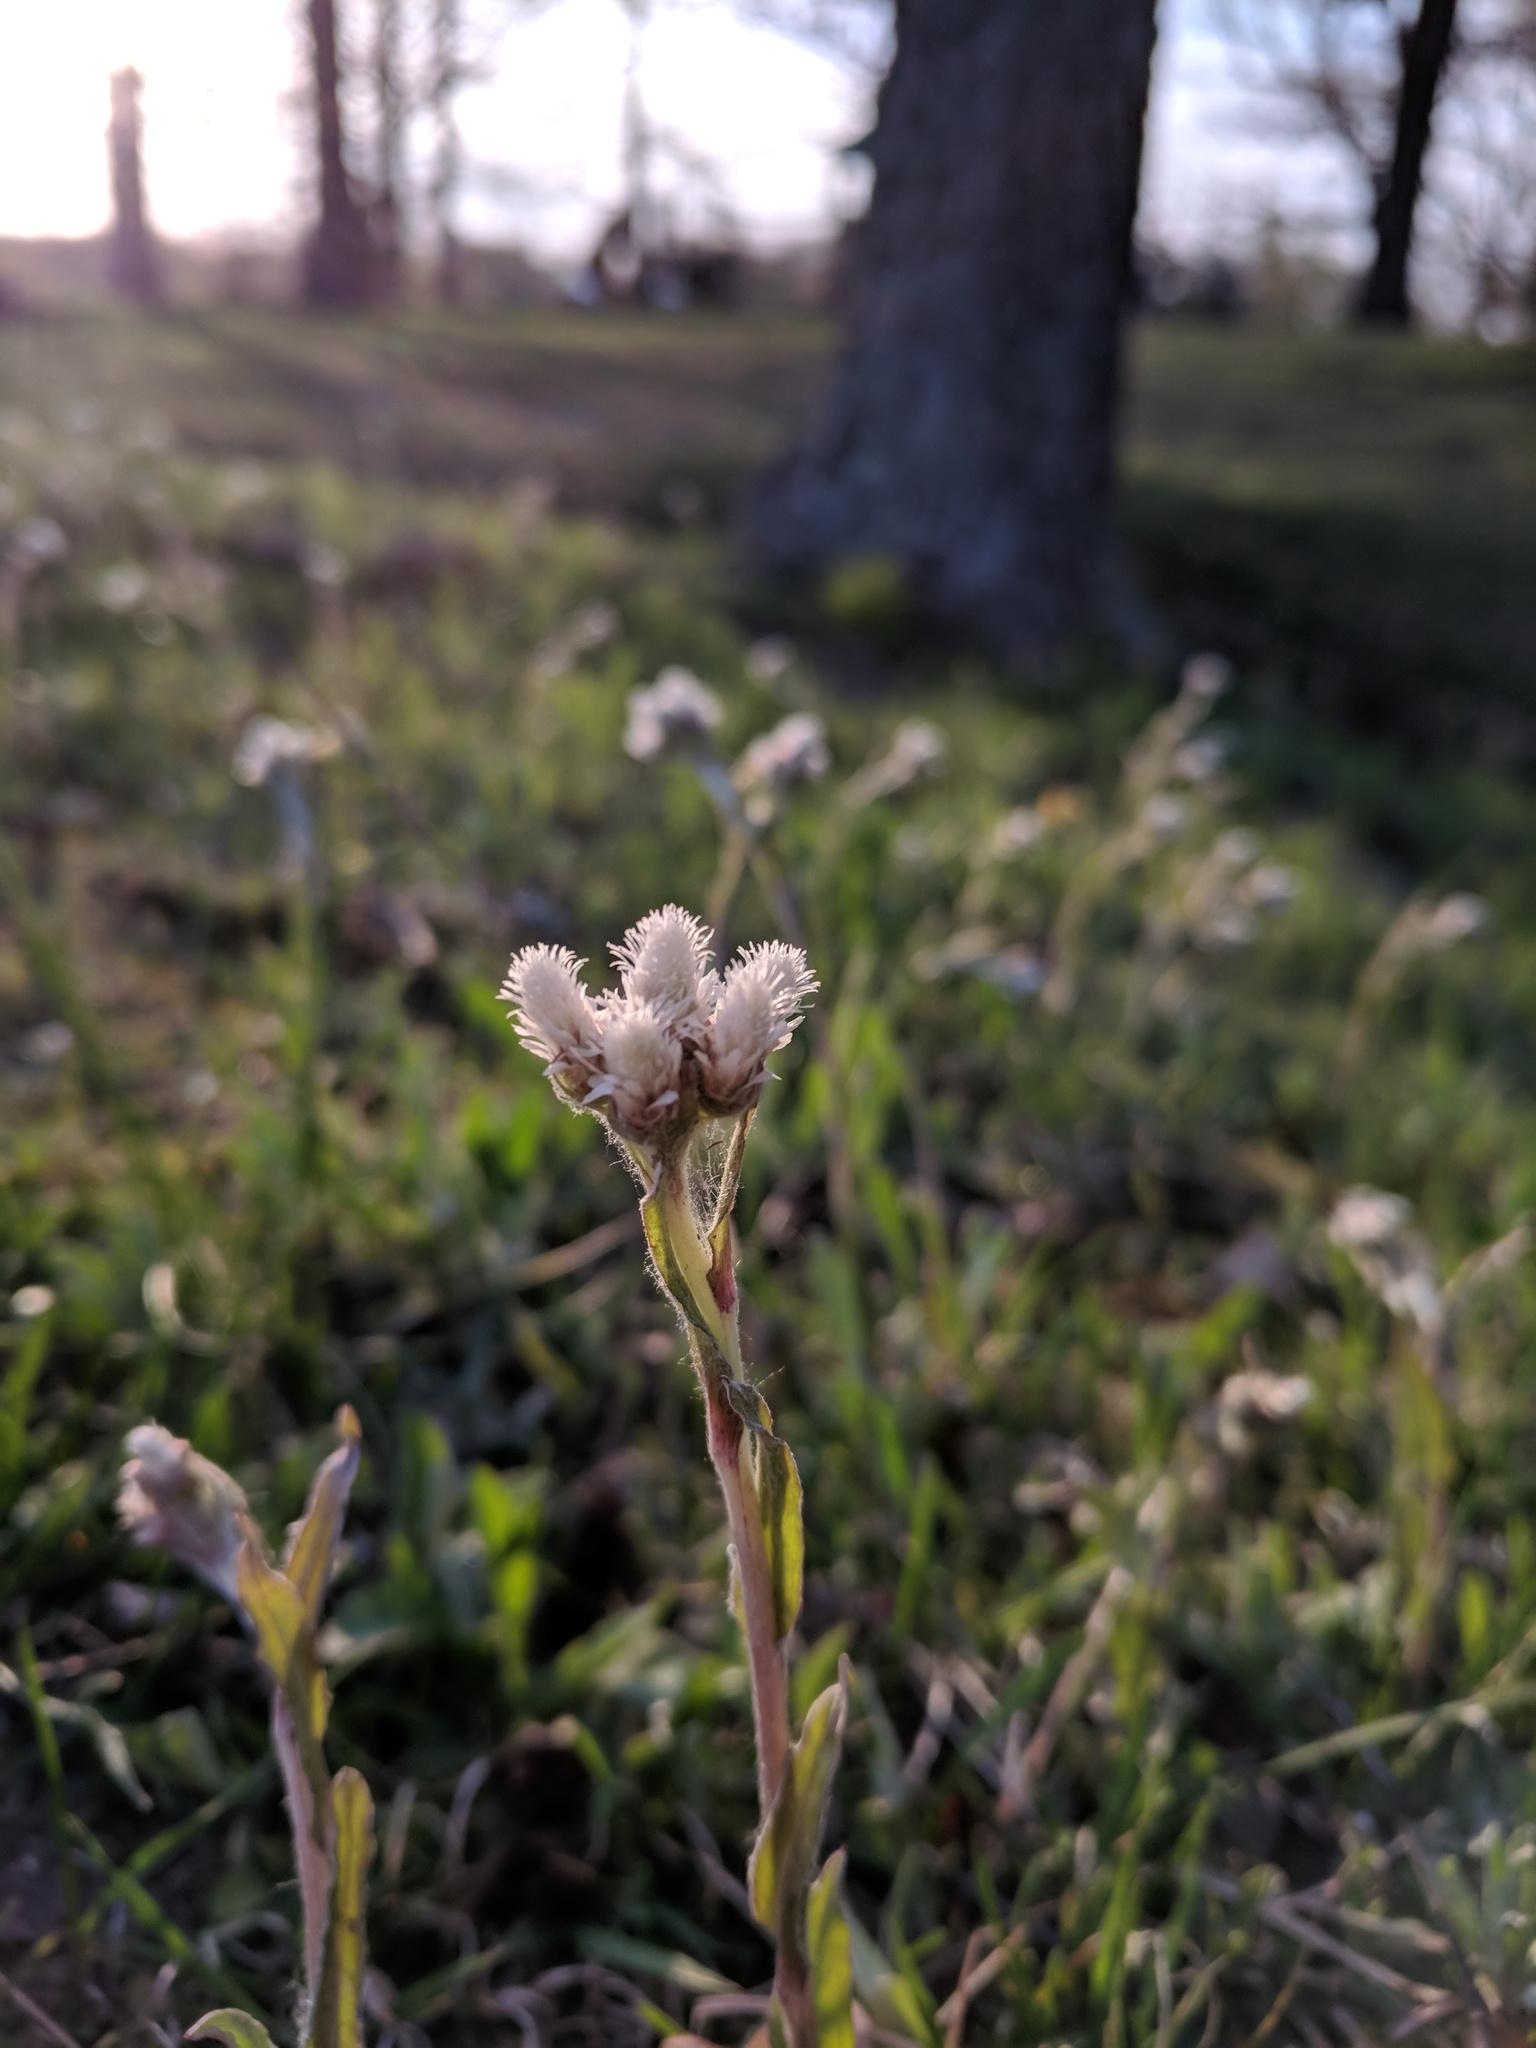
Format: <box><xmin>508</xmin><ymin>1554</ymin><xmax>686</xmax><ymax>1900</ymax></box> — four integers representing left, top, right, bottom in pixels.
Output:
<box><xmin>624</xmin><ymin>666</ymin><xmax>724</xmax><ymax>762</ymax></box>
<box><xmin>1182</xmin><ymin>652</ymin><xmax>1233</xmax><ymax>702</ymax></box>
<box><xmin>1244</xmin><ymin>862</ymin><xmax>1300</xmax><ymax>911</ymax></box>
<box><xmin>989</xmin><ymin>807</ymin><xmax>1045</xmax><ymax>858</ymax></box>
<box><xmin>118</xmin><ymin>1424</ymin><xmax>251</xmax><ymax>1601</ymax></box>
<box><xmin>9</xmin><ymin>515</ymin><xmax>67</xmax><ymax>569</ymax></box>
<box><xmin>844</xmin><ymin>718</ymin><xmax>947</xmax><ymax>807</ymax></box>
<box><xmin>97</xmin><ymin>562</ymin><xmax>151</xmax><ymax>613</ymax></box>
<box><xmin>1422</xmin><ymin>893</ymin><xmax>1489</xmax><ymax>948</ymax></box>
<box><xmin>231</xmin><ymin>716</ymin><xmax>340</xmax><ymax>789</ymax></box>
<box><xmin>1327</xmin><ymin>1185</ymin><xmax>1443</xmax><ymax>1335</ymax></box>
<box><xmin>745</xmin><ymin>636</ymin><xmax>792</xmax><ymax>684</ymax></box>
<box><xmin>1171</xmin><ymin>735</ymin><xmax>1226</xmax><ymax>784</ymax></box>
<box><xmin>733</xmin><ymin>712</ymin><xmax>830</xmax><ymax>824</ymax></box>
<box><xmin>1139</xmin><ymin>793</ymin><xmax>1190</xmax><ymax>840</ymax></box>
<box><xmin>1216</xmin><ymin>1370</ymin><xmax>1313</xmax><ymax>1458</ymax></box>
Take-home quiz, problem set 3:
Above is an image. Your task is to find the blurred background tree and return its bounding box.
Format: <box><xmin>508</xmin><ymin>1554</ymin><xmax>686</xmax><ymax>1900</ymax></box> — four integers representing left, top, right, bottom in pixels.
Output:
<box><xmin>753</xmin><ymin>0</ymin><xmax>1159</xmax><ymax>658</ymax></box>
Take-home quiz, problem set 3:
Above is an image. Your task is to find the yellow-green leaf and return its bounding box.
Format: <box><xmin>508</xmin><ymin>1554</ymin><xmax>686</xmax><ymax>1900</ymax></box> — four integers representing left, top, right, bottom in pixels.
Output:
<box><xmin>187</xmin><ymin>2011</ymin><xmax>280</xmax><ymax>2048</ymax></box>
<box><xmin>306</xmin><ymin>1765</ymin><xmax>374</xmax><ymax>2048</ymax></box>
<box><xmin>747</xmin><ymin>1426</ymin><xmax>804</xmax><ymax>1644</ymax></box>
<box><xmin>807</xmin><ymin>1850</ymin><xmax>855</xmax><ymax>2048</ymax></box>
<box><xmin>282</xmin><ymin>1406</ymin><xmax>362</xmax><ymax>1628</ymax></box>
<box><xmin>748</xmin><ymin>1664</ymin><xmax>849</xmax><ymax>1952</ymax></box>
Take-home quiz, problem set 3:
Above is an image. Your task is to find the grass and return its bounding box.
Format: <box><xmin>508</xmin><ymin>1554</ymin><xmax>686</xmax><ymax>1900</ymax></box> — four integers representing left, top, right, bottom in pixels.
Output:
<box><xmin>3</xmin><ymin>308</ymin><xmax>1536</xmax><ymax>2045</ymax></box>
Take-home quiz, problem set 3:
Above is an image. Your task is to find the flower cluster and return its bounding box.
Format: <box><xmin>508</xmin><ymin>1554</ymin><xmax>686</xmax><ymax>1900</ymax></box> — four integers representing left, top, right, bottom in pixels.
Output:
<box><xmin>501</xmin><ymin>906</ymin><xmax>816</xmax><ymax>1145</ymax></box>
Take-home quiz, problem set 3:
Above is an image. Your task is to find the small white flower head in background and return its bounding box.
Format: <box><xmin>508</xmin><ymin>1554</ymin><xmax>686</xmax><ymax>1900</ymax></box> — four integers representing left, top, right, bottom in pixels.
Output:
<box><xmin>988</xmin><ymin>807</ymin><xmax>1045</xmax><ymax>859</ymax></box>
<box><xmin>231</xmin><ymin>715</ymin><xmax>340</xmax><ymax>789</ymax></box>
<box><xmin>733</xmin><ymin>712</ymin><xmax>831</xmax><ymax>825</ymax></box>
<box><xmin>1138</xmin><ymin>793</ymin><xmax>1190</xmax><ymax>842</ymax></box>
<box><xmin>118</xmin><ymin>1424</ymin><xmax>251</xmax><ymax>1601</ymax></box>
<box><xmin>1171</xmin><ymin>734</ymin><xmax>1226</xmax><ymax>785</ymax></box>
<box><xmin>502</xmin><ymin>913</ymin><xmax>816</xmax><ymax>1146</ymax></box>
<box><xmin>1181</xmin><ymin>652</ymin><xmax>1233</xmax><ymax>703</ymax></box>
<box><xmin>1421</xmin><ymin>893</ymin><xmax>1489</xmax><ymax>949</ymax></box>
<box><xmin>1326</xmin><ymin>1185</ymin><xmax>1443</xmax><ymax>1335</ymax></box>
<box><xmin>699</xmin><ymin>941</ymin><xmax>819</xmax><ymax>1111</ymax></box>
<box><xmin>844</xmin><ymin>718</ymin><xmax>948</xmax><ymax>808</ymax></box>
<box><xmin>499</xmin><ymin>944</ymin><xmax>603</xmax><ymax>1097</ymax></box>
<box><xmin>745</xmin><ymin>636</ymin><xmax>792</xmax><ymax>685</ymax></box>
<box><xmin>624</xmin><ymin>666</ymin><xmax>724</xmax><ymax>763</ymax></box>
<box><xmin>610</xmin><ymin>904</ymin><xmax>717</xmax><ymax>1038</ymax></box>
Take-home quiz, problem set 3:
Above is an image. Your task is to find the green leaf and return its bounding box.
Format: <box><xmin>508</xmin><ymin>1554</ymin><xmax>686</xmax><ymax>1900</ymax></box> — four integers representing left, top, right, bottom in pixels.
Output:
<box><xmin>188</xmin><ymin>2013</ymin><xmax>281</xmax><ymax>2048</ymax></box>
<box><xmin>0</xmin><ymin>1652</ymin><xmax>152</xmax><ymax>1811</ymax></box>
<box><xmin>846</xmin><ymin>1913</ymin><xmax>941</xmax><ymax>2047</ymax></box>
<box><xmin>749</xmin><ymin>1664</ymin><xmax>849</xmax><ymax>1958</ymax></box>
<box><xmin>747</xmin><ymin>1422</ymin><xmax>804</xmax><ymax>1645</ymax></box>
<box><xmin>807</xmin><ymin>1850</ymin><xmax>855</xmax><ymax>2048</ymax></box>
<box><xmin>307</xmin><ymin>1766</ymin><xmax>374</xmax><ymax>2048</ymax></box>
<box><xmin>282</xmin><ymin>1406</ymin><xmax>362</xmax><ymax>1628</ymax></box>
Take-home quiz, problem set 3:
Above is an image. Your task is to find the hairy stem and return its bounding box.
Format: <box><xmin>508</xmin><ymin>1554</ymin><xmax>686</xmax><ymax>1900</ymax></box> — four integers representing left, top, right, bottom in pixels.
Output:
<box><xmin>708</xmin><ymin>1386</ymin><xmax>792</xmax><ymax>1812</ymax></box>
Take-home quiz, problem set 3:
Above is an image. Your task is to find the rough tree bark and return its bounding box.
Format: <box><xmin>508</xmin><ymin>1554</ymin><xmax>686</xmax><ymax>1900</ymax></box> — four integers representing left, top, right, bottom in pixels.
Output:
<box><xmin>106</xmin><ymin>69</ymin><xmax>162</xmax><ymax>305</ymax></box>
<box><xmin>1357</xmin><ymin>0</ymin><xmax>1460</xmax><ymax>326</ymax></box>
<box><xmin>302</xmin><ymin>0</ymin><xmax>374</xmax><ymax>310</ymax></box>
<box><xmin>752</xmin><ymin>0</ymin><xmax>1159</xmax><ymax>661</ymax></box>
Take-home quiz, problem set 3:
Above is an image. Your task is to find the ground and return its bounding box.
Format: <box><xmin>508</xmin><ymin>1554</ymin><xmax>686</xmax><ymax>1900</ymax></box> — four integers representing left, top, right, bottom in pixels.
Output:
<box><xmin>3</xmin><ymin>309</ymin><xmax>1536</xmax><ymax>2047</ymax></box>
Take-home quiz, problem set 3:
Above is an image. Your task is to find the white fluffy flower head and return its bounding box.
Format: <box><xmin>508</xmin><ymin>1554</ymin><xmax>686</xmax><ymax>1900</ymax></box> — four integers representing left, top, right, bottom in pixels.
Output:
<box><xmin>500</xmin><ymin>945</ymin><xmax>602</xmax><ymax>1093</ymax></box>
<box><xmin>700</xmin><ymin>941</ymin><xmax>819</xmax><ymax>1110</ymax></box>
<box><xmin>610</xmin><ymin>904</ymin><xmax>717</xmax><ymax>1036</ymax></box>
<box><xmin>502</xmin><ymin>914</ymin><xmax>815</xmax><ymax>1146</ymax></box>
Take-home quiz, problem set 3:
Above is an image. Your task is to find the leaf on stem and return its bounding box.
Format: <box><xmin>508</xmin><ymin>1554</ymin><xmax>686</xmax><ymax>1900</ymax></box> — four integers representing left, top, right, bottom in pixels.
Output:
<box><xmin>283</xmin><ymin>1405</ymin><xmax>362</xmax><ymax>1627</ymax></box>
<box><xmin>306</xmin><ymin>1766</ymin><xmax>374</xmax><ymax>2048</ymax></box>
<box><xmin>748</xmin><ymin>1663</ymin><xmax>849</xmax><ymax>1954</ymax></box>
<box><xmin>806</xmin><ymin>1850</ymin><xmax>856</xmax><ymax>2048</ymax></box>
<box><xmin>187</xmin><ymin>2014</ymin><xmax>281</xmax><ymax>2048</ymax></box>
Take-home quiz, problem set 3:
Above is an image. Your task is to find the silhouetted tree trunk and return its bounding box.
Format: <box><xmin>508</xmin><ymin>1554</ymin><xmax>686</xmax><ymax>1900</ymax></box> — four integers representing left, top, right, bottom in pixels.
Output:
<box><xmin>431</xmin><ymin>0</ymin><xmax>465</xmax><ymax>305</ymax></box>
<box><xmin>302</xmin><ymin>0</ymin><xmax>373</xmax><ymax>310</ymax></box>
<box><xmin>107</xmin><ymin>68</ymin><xmax>162</xmax><ymax>305</ymax></box>
<box><xmin>371</xmin><ymin>0</ymin><xmax>406</xmax><ymax>301</ymax></box>
<box><xmin>1357</xmin><ymin>0</ymin><xmax>1460</xmax><ymax>325</ymax></box>
<box><xmin>753</xmin><ymin>0</ymin><xmax>1159</xmax><ymax>660</ymax></box>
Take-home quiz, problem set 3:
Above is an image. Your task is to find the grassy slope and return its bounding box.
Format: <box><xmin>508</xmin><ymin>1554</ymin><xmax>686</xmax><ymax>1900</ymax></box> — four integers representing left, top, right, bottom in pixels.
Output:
<box><xmin>2</xmin><ymin>312</ymin><xmax>1536</xmax><ymax>2046</ymax></box>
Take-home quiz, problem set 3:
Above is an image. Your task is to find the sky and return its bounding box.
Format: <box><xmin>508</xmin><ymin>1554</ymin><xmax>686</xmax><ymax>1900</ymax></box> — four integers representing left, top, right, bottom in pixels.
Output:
<box><xmin>0</xmin><ymin>0</ymin><xmax>1334</xmax><ymax>267</ymax></box>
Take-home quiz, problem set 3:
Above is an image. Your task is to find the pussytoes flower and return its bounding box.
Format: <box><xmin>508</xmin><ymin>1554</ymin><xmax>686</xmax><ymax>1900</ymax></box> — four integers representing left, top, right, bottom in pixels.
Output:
<box><xmin>119</xmin><ymin>1424</ymin><xmax>251</xmax><ymax>1601</ymax></box>
<box><xmin>610</xmin><ymin>905</ymin><xmax>717</xmax><ymax>1038</ymax></box>
<box><xmin>624</xmin><ymin>667</ymin><xmax>724</xmax><ymax>763</ymax></box>
<box><xmin>699</xmin><ymin>941</ymin><xmax>819</xmax><ymax>1111</ymax></box>
<box><xmin>500</xmin><ymin>944</ymin><xmax>603</xmax><ymax>1096</ymax></box>
<box><xmin>502</xmin><ymin>914</ymin><xmax>816</xmax><ymax>1145</ymax></box>
<box><xmin>590</xmin><ymin>996</ymin><xmax>684</xmax><ymax>1135</ymax></box>
<box><xmin>734</xmin><ymin>713</ymin><xmax>830</xmax><ymax>824</ymax></box>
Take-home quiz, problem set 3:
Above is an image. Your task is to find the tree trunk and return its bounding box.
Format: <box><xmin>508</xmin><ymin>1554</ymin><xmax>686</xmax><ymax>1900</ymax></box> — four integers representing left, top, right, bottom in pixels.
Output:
<box><xmin>1357</xmin><ymin>0</ymin><xmax>1460</xmax><ymax>327</ymax></box>
<box><xmin>302</xmin><ymin>0</ymin><xmax>373</xmax><ymax>311</ymax></box>
<box><xmin>751</xmin><ymin>0</ymin><xmax>1158</xmax><ymax>661</ymax></box>
<box><xmin>372</xmin><ymin>0</ymin><xmax>405</xmax><ymax>303</ymax></box>
<box><xmin>106</xmin><ymin>68</ymin><xmax>162</xmax><ymax>306</ymax></box>
<box><xmin>431</xmin><ymin>0</ymin><xmax>466</xmax><ymax>307</ymax></box>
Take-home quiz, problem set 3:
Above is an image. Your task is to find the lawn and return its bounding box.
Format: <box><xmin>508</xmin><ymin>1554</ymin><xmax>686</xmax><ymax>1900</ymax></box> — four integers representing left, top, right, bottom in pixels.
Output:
<box><xmin>3</xmin><ymin>308</ymin><xmax>1536</xmax><ymax>2047</ymax></box>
